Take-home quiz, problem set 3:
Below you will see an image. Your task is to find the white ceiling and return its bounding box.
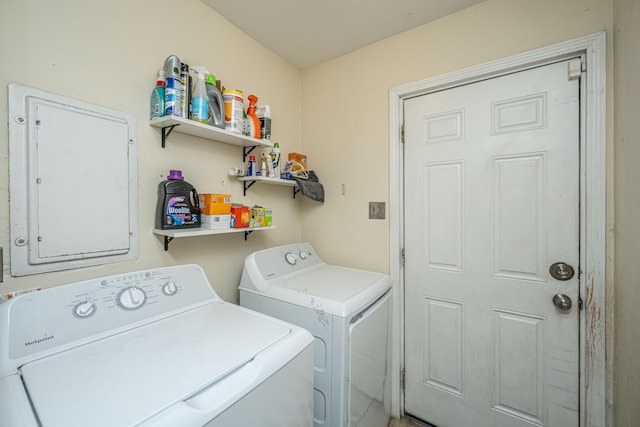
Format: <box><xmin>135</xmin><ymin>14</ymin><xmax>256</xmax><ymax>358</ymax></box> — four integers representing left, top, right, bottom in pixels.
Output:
<box><xmin>201</xmin><ymin>0</ymin><xmax>486</xmax><ymax>69</ymax></box>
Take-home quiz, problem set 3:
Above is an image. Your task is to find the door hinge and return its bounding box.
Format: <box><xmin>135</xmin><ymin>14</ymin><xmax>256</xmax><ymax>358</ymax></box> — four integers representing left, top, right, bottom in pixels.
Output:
<box><xmin>401</xmin><ymin>367</ymin><xmax>406</xmax><ymax>390</ymax></box>
<box><xmin>578</xmin><ymin>296</ymin><xmax>583</xmax><ymax>310</ymax></box>
<box><xmin>568</xmin><ymin>57</ymin><xmax>585</xmax><ymax>80</ymax></box>
<box><xmin>401</xmin><ymin>124</ymin><xmax>405</xmax><ymax>143</ymax></box>
<box><xmin>401</xmin><ymin>247</ymin><xmax>405</xmax><ymax>266</ymax></box>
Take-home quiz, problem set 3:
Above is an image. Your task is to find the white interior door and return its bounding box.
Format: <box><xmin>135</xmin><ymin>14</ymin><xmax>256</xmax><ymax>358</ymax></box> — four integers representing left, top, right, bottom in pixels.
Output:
<box><xmin>403</xmin><ymin>59</ymin><xmax>581</xmax><ymax>427</ymax></box>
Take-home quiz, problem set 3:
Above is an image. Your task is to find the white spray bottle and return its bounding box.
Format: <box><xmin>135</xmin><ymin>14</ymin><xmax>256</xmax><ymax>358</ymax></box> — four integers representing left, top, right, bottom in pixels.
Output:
<box><xmin>190</xmin><ymin>66</ymin><xmax>209</xmax><ymax>124</ymax></box>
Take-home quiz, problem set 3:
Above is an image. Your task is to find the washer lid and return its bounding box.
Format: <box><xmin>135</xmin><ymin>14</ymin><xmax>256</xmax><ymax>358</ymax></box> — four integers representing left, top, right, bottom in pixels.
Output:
<box><xmin>264</xmin><ymin>264</ymin><xmax>392</xmax><ymax>317</ymax></box>
<box><xmin>19</xmin><ymin>302</ymin><xmax>291</xmax><ymax>427</ymax></box>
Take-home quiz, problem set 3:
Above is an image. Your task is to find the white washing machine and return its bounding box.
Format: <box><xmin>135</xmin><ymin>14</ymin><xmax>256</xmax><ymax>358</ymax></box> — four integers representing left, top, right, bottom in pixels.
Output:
<box><xmin>0</xmin><ymin>264</ymin><xmax>314</xmax><ymax>427</ymax></box>
<box><xmin>239</xmin><ymin>242</ymin><xmax>392</xmax><ymax>427</ymax></box>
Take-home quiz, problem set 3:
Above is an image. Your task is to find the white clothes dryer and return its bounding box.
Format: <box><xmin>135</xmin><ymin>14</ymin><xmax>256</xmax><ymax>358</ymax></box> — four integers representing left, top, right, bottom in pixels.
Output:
<box><xmin>0</xmin><ymin>264</ymin><xmax>314</xmax><ymax>427</ymax></box>
<box><xmin>240</xmin><ymin>242</ymin><xmax>392</xmax><ymax>427</ymax></box>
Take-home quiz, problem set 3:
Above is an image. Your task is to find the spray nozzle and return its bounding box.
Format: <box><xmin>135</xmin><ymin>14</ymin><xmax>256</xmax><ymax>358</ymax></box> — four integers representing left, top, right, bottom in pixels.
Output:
<box><xmin>191</xmin><ymin>66</ymin><xmax>210</xmax><ymax>80</ymax></box>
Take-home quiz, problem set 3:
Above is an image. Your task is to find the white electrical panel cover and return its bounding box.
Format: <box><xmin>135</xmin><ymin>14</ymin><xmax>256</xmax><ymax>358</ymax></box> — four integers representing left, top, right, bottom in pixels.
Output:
<box><xmin>8</xmin><ymin>83</ymin><xmax>138</xmax><ymax>276</ymax></box>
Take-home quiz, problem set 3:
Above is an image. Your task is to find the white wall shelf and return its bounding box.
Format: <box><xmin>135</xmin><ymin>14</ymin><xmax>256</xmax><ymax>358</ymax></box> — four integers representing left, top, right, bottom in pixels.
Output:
<box><xmin>153</xmin><ymin>226</ymin><xmax>275</xmax><ymax>251</ymax></box>
<box><xmin>150</xmin><ymin>116</ymin><xmax>272</xmax><ymax>161</ymax></box>
<box><xmin>150</xmin><ymin>116</ymin><xmax>286</xmax><ymax>251</ymax></box>
<box><xmin>237</xmin><ymin>176</ymin><xmax>299</xmax><ymax>198</ymax></box>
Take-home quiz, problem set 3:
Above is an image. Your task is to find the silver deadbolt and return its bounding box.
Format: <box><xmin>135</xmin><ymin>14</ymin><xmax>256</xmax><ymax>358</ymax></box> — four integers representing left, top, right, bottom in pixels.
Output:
<box><xmin>553</xmin><ymin>294</ymin><xmax>572</xmax><ymax>311</ymax></box>
<box><xmin>549</xmin><ymin>262</ymin><xmax>575</xmax><ymax>281</ymax></box>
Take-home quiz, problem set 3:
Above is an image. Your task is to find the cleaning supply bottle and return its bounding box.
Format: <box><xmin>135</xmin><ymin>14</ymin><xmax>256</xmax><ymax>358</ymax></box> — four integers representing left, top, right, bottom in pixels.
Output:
<box><xmin>180</xmin><ymin>63</ymin><xmax>191</xmax><ymax>118</ymax></box>
<box><xmin>242</xmin><ymin>110</ymin><xmax>249</xmax><ymax>136</ymax></box>
<box><xmin>270</xmin><ymin>142</ymin><xmax>281</xmax><ymax>178</ymax></box>
<box><xmin>246</xmin><ymin>94</ymin><xmax>261</xmax><ymax>139</ymax></box>
<box><xmin>256</xmin><ymin>104</ymin><xmax>271</xmax><ymax>140</ymax></box>
<box><xmin>150</xmin><ymin>68</ymin><xmax>165</xmax><ymax>119</ymax></box>
<box><xmin>205</xmin><ymin>73</ymin><xmax>224</xmax><ymax>128</ymax></box>
<box><xmin>260</xmin><ymin>153</ymin><xmax>273</xmax><ymax>177</ymax></box>
<box><xmin>155</xmin><ymin>170</ymin><xmax>201</xmax><ymax>229</ymax></box>
<box><xmin>190</xmin><ymin>66</ymin><xmax>209</xmax><ymax>124</ymax></box>
<box><xmin>223</xmin><ymin>89</ymin><xmax>244</xmax><ymax>134</ymax></box>
<box><xmin>247</xmin><ymin>155</ymin><xmax>256</xmax><ymax>176</ymax></box>
<box><xmin>164</xmin><ymin>55</ymin><xmax>182</xmax><ymax>117</ymax></box>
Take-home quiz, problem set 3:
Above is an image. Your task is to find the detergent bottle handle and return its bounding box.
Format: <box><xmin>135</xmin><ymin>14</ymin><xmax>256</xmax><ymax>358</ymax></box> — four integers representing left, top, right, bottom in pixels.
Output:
<box><xmin>190</xmin><ymin>188</ymin><xmax>200</xmax><ymax>211</ymax></box>
<box><xmin>210</xmin><ymin>90</ymin><xmax>224</xmax><ymax>127</ymax></box>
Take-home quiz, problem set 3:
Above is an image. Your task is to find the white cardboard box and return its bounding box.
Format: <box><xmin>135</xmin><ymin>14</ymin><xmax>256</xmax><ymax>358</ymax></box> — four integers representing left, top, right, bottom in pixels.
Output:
<box><xmin>201</xmin><ymin>214</ymin><xmax>231</xmax><ymax>229</ymax></box>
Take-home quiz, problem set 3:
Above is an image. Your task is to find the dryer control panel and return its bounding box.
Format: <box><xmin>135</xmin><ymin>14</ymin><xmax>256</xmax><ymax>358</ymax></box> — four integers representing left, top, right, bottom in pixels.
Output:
<box><xmin>250</xmin><ymin>242</ymin><xmax>323</xmax><ymax>282</ymax></box>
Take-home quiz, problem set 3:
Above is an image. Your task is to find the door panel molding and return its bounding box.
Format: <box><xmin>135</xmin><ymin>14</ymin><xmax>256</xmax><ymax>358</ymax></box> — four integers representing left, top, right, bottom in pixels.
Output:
<box><xmin>389</xmin><ymin>32</ymin><xmax>606</xmax><ymax>427</ymax></box>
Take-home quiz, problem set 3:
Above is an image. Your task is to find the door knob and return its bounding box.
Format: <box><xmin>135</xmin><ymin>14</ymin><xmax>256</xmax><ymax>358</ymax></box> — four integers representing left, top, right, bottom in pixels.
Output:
<box><xmin>549</xmin><ymin>262</ymin><xmax>575</xmax><ymax>281</ymax></box>
<box><xmin>552</xmin><ymin>294</ymin><xmax>572</xmax><ymax>311</ymax></box>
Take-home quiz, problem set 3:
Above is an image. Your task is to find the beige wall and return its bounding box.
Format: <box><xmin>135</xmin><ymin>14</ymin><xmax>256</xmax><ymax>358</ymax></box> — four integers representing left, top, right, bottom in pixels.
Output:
<box><xmin>300</xmin><ymin>0</ymin><xmax>613</xmax><ymax>273</ymax></box>
<box><xmin>613</xmin><ymin>0</ymin><xmax>640</xmax><ymax>425</ymax></box>
<box><xmin>0</xmin><ymin>0</ymin><xmax>302</xmax><ymax>303</ymax></box>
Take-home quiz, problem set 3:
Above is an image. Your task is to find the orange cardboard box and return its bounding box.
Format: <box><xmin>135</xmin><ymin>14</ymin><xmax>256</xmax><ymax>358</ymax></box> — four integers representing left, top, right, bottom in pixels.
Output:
<box><xmin>198</xmin><ymin>194</ymin><xmax>232</xmax><ymax>215</ymax></box>
<box><xmin>230</xmin><ymin>205</ymin><xmax>250</xmax><ymax>228</ymax></box>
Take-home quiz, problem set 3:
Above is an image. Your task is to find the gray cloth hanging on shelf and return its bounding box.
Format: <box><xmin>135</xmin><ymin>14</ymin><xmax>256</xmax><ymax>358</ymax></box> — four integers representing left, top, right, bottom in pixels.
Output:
<box><xmin>293</xmin><ymin>170</ymin><xmax>324</xmax><ymax>203</ymax></box>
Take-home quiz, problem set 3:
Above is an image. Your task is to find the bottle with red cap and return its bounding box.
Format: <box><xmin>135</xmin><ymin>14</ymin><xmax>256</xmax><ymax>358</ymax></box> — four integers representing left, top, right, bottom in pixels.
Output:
<box><xmin>247</xmin><ymin>155</ymin><xmax>256</xmax><ymax>176</ymax></box>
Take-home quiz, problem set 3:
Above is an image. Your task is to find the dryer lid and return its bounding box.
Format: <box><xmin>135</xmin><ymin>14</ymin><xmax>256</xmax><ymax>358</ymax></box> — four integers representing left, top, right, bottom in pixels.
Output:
<box><xmin>19</xmin><ymin>303</ymin><xmax>291</xmax><ymax>427</ymax></box>
<box><xmin>264</xmin><ymin>265</ymin><xmax>392</xmax><ymax>317</ymax></box>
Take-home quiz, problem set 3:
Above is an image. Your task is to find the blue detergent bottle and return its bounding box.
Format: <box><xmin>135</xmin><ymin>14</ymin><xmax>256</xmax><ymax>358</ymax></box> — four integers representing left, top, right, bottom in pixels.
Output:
<box><xmin>155</xmin><ymin>170</ymin><xmax>201</xmax><ymax>229</ymax></box>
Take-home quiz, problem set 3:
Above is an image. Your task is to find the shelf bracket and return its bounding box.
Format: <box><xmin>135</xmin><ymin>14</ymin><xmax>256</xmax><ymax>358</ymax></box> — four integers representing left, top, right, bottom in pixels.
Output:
<box><xmin>163</xmin><ymin>236</ymin><xmax>174</xmax><ymax>251</ymax></box>
<box><xmin>161</xmin><ymin>124</ymin><xmax>179</xmax><ymax>148</ymax></box>
<box><xmin>243</xmin><ymin>146</ymin><xmax>257</xmax><ymax>162</ymax></box>
<box><xmin>244</xmin><ymin>230</ymin><xmax>254</xmax><ymax>240</ymax></box>
<box><xmin>243</xmin><ymin>180</ymin><xmax>257</xmax><ymax>196</ymax></box>
<box><xmin>293</xmin><ymin>187</ymin><xmax>301</xmax><ymax>199</ymax></box>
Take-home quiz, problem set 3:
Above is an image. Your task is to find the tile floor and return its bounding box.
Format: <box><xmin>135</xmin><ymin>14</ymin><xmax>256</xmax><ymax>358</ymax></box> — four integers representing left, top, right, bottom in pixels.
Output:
<box><xmin>388</xmin><ymin>417</ymin><xmax>426</xmax><ymax>427</ymax></box>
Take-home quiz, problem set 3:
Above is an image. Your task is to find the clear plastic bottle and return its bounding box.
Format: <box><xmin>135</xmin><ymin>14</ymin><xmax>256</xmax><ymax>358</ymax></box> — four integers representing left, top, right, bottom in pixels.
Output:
<box><xmin>190</xmin><ymin>67</ymin><xmax>209</xmax><ymax>124</ymax></box>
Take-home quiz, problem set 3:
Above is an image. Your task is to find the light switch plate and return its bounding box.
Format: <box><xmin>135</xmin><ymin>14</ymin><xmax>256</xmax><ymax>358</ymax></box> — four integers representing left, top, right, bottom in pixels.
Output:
<box><xmin>369</xmin><ymin>202</ymin><xmax>386</xmax><ymax>220</ymax></box>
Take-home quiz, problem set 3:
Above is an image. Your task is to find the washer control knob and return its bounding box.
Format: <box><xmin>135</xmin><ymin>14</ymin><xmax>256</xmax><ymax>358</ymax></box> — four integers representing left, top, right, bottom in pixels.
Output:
<box><xmin>74</xmin><ymin>301</ymin><xmax>96</xmax><ymax>318</ymax></box>
<box><xmin>162</xmin><ymin>281</ymin><xmax>178</xmax><ymax>296</ymax></box>
<box><xmin>285</xmin><ymin>252</ymin><xmax>297</xmax><ymax>265</ymax></box>
<box><xmin>299</xmin><ymin>251</ymin><xmax>307</xmax><ymax>260</ymax></box>
<box><xmin>118</xmin><ymin>287</ymin><xmax>146</xmax><ymax>310</ymax></box>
